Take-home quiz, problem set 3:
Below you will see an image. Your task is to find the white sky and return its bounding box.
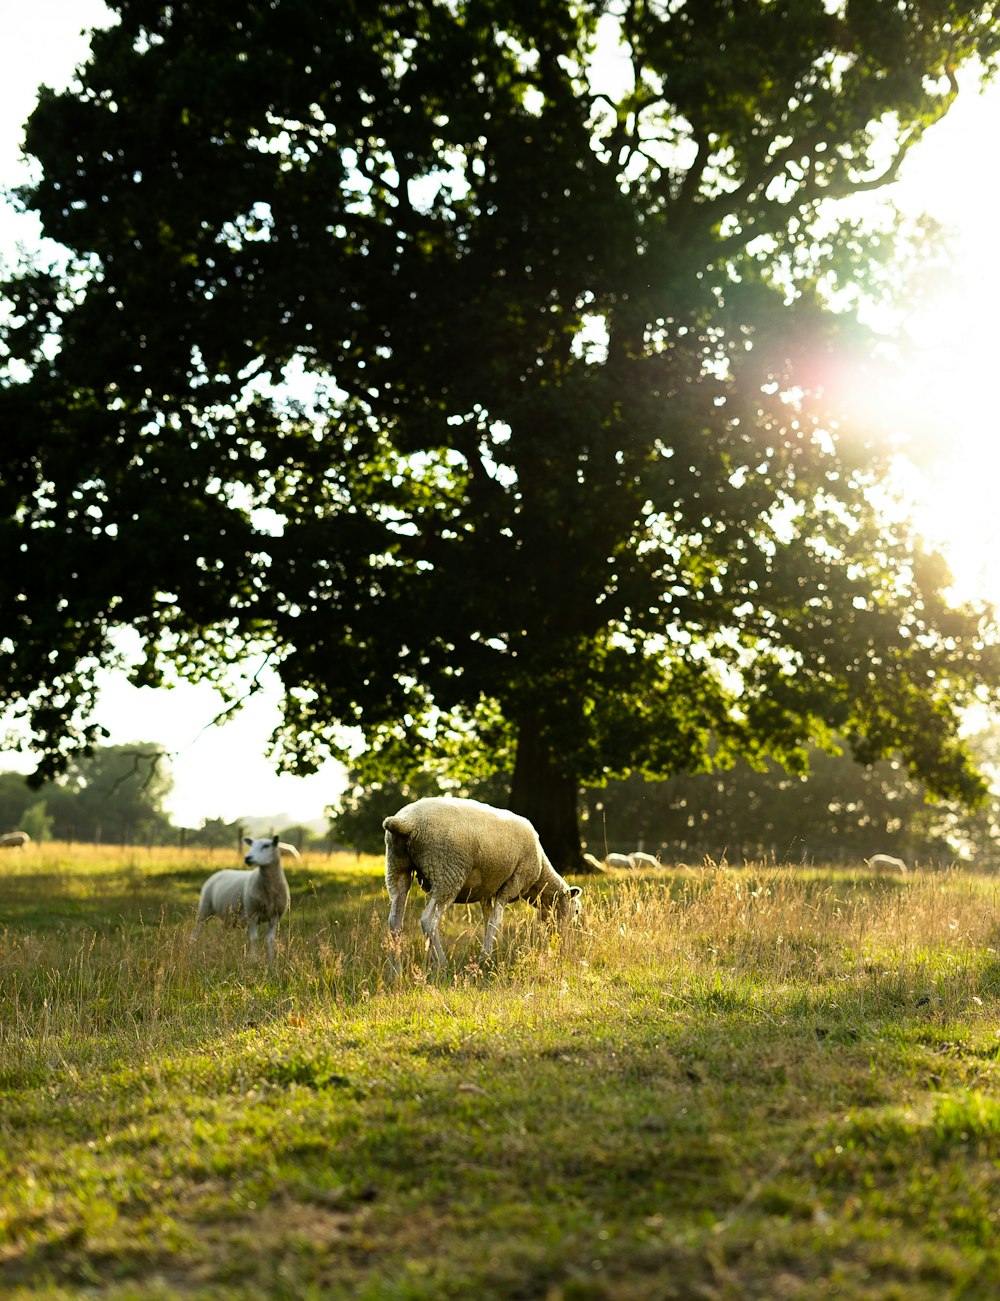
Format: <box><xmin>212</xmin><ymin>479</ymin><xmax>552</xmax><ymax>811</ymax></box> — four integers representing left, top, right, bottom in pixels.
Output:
<box><xmin>2</xmin><ymin>2</ymin><xmax>999</xmax><ymax>822</ymax></box>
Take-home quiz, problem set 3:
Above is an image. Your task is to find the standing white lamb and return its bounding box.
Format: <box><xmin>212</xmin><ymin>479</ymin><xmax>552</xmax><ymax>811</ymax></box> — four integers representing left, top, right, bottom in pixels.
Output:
<box><xmin>191</xmin><ymin>835</ymin><xmax>300</xmax><ymax>960</ymax></box>
<box><xmin>383</xmin><ymin>796</ymin><xmax>582</xmax><ymax>968</ymax></box>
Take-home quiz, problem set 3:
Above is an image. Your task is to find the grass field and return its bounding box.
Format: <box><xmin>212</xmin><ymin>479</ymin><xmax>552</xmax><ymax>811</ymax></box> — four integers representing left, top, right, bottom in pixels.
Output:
<box><xmin>2</xmin><ymin>843</ymin><xmax>999</xmax><ymax>1298</ymax></box>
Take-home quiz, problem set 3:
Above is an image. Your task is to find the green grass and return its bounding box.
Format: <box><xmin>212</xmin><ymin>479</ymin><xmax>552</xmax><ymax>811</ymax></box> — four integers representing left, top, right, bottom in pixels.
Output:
<box><xmin>2</xmin><ymin>845</ymin><xmax>1000</xmax><ymax>1297</ymax></box>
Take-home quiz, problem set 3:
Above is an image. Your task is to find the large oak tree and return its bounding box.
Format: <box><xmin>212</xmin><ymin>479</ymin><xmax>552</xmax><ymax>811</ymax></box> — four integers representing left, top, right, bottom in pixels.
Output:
<box><xmin>3</xmin><ymin>0</ymin><xmax>1000</xmax><ymax>866</ymax></box>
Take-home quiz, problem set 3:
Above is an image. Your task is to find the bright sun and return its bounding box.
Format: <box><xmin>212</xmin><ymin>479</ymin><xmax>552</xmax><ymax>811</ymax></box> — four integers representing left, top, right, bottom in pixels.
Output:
<box><xmin>872</xmin><ymin>71</ymin><xmax>1000</xmax><ymax>609</ymax></box>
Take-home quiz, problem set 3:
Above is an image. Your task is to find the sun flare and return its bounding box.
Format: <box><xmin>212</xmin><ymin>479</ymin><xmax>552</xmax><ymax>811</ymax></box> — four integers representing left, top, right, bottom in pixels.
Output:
<box><xmin>875</xmin><ymin>75</ymin><xmax>1000</xmax><ymax>609</ymax></box>
<box><xmin>890</xmin><ymin>246</ymin><xmax>1000</xmax><ymax>607</ymax></box>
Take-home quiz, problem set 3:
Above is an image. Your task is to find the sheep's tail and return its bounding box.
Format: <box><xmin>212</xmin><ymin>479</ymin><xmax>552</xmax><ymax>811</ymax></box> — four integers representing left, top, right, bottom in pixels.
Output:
<box><xmin>383</xmin><ymin>815</ymin><xmax>420</xmax><ymax>879</ymax></box>
<box><xmin>278</xmin><ymin>841</ymin><xmax>302</xmax><ymax>860</ymax></box>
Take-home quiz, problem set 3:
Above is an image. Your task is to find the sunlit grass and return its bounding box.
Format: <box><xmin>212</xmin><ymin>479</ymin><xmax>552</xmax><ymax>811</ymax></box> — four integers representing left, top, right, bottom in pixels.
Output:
<box><xmin>2</xmin><ymin>849</ymin><xmax>999</xmax><ymax>1297</ymax></box>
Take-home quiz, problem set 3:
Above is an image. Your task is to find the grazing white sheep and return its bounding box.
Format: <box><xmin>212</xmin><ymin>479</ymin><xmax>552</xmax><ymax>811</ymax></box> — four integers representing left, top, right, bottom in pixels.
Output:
<box><xmin>582</xmin><ymin>851</ymin><xmax>605</xmax><ymax>872</ymax></box>
<box><xmin>0</xmin><ymin>831</ymin><xmax>31</xmax><ymax>849</ymax></box>
<box><xmin>629</xmin><ymin>851</ymin><xmax>660</xmax><ymax>868</ymax></box>
<box><xmin>191</xmin><ymin>835</ymin><xmax>300</xmax><ymax>960</ymax></box>
<box><xmin>383</xmin><ymin>796</ymin><xmax>582</xmax><ymax>968</ymax></box>
<box><xmin>865</xmin><ymin>853</ymin><xmax>908</xmax><ymax>875</ymax></box>
<box><xmin>604</xmin><ymin>852</ymin><xmax>634</xmax><ymax>870</ymax></box>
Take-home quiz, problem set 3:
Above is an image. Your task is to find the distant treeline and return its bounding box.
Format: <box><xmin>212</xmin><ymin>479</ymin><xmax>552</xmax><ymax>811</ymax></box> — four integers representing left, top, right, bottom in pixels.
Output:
<box><xmin>5</xmin><ymin>734</ymin><xmax>1000</xmax><ymax>867</ymax></box>
<box><xmin>0</xmin><ymin>744</ymin><xmax>334</xmax><ymax>851</ymax></box>
<box><xmin>328</xmin><ymin>733</ymin><xmax>1000</xmax><ymax>868</ymax></box>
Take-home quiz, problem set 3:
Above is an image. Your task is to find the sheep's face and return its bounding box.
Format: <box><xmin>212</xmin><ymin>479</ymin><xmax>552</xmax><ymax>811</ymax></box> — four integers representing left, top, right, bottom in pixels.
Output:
<box><xmin>243</xmin><ymin>835</ymin><xmax>280</xmax><ymax>868</ymax></box>
<box><xmin>547</xmin><ymin>885</ymin><xmax>582</xmax><ymax>927</ymax></box>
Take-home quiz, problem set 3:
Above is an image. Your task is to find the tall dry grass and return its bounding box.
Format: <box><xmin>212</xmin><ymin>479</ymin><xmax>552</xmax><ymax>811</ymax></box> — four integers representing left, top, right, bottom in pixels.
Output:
<box><xmin>3</xmin><ymin>849</ymin><xmax>1000</xmax><ymax>1298</ymax></box>
<box><xmin>3</xmin><ymin>853</ymin><xmax>998</xmax><ymax>1087</ymax></box>
<box><xmin>575</xmin><ymin>863</ymin><xmax>1000</xmax><ymax>1010</ymax></box>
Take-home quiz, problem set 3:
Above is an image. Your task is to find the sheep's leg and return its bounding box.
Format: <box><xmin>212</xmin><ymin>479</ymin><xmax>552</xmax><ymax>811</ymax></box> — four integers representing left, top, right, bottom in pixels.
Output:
<box><xmin>420</xmin><ymin>898</ymin><xmax>449</xmax><ymax>967</ymax></box>
<box><xmin>481</xmin><ymin>900</ymin><xmax>505</xmax><ymax>959</ymax></box>
<box><xmin>385</xmin><ymin>869</ymin><xmax>412</xmax><ymax>976</ymax></box>
<box><xmin>264</xmin><ymin>918</ymin><xmax>279</xmax><ymax>962</ymax></box>
<box><xmin>386</xmin><ymin>869</ymin><xmax>412</xmax><ymax>935</ymax></box>
<box><xmin>247</xmin><ymin>920</ymin><xmax>259</xmax><ymax>953</ymax></box>
<box><xmin>480</xmin><ymin>875</ymin><xmax>529</xmax><ymax>960</ymax></box>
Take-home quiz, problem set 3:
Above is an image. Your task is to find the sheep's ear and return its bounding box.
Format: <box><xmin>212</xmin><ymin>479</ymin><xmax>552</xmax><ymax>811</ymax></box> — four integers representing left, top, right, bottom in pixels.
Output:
<box><xmin>242</xmin><ymin>837</ymin><xmax>252</xmax><ymax>847</ymax></box>
<box><xmin>569</xmin><ymin>886</ymin><xmax>582</xmax><ymax>898</ymax></box>
<box><xmin>271</xmin><ymin>834</ymin><xmax>280</xmax><ymax>846</ymax></box>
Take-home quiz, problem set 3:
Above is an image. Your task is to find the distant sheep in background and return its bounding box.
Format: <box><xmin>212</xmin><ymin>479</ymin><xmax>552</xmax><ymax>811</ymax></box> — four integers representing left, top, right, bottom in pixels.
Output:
<box><xmin>383</xmin><ymin>796</ymin><xmax>582</xmax><ymax>969</ymax></box>
<box><xmin>191</xmin><ymin>835</ymin><xmax>301</xmax><ymax>960</ymax></box>
<box><xmin>0</xmin><ymin>831</ymin><xmax>30</xmax><ymax>849</ymax></box>
<box><xmin>865</xmin><ymin>853</ymin><xmax>908</xmax><ymax>875</ymax></box>
<box><xmin>598</xmin><ymin>851</ymin><xmax>662</xmax><ymax>869</ymax></box>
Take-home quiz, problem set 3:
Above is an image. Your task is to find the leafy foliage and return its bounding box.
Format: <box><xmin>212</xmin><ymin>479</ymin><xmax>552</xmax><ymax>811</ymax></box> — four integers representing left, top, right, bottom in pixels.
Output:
<box><xmin>330</xmin><ymin>764</ymin><xmax>510</xmax><ymax>854</ymax></box>
<box><xmin>580</xmin><ymin>747</ymin><xmax>958</xmax><ymax>865</ymax></box>
<box><xmin>328</xmin><ymin>732</ymin><xmax>1000</xmax><ymax>866</ymax></box>
<box><xmin>0</xmin><ymin>744</ymin><xmax>173</xmax><ymax>843</ymax></box>
<box><xmin>3</xmin><ymin>1</ymin><xmax>1000</xmax><ymax>864</ymax></box>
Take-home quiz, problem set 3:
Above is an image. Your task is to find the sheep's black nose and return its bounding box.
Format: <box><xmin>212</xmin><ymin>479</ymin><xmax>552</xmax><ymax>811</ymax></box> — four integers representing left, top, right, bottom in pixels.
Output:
<box><xmin>244</xmin><ymin>855</ymin><xmax>253</xmax><ymax>866</ymax></box>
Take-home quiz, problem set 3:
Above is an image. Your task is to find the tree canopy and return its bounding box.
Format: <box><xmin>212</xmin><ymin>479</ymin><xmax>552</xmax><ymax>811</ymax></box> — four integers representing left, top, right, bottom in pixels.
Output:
<box><xmin>3</xmin><ymin>0</ymin><xmax>1000</xmax><ymax>866</ymax></box>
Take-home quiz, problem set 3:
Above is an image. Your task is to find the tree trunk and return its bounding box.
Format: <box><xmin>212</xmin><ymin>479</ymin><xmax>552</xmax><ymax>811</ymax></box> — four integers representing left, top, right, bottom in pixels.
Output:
<box><xmin>509</xmin><ymin>713</ymin><xmax>597</xmax><ymax>873</ymax></box>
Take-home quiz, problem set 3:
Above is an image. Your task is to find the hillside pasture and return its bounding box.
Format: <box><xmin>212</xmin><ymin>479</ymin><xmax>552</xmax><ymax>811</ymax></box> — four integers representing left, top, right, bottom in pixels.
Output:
<box><xmin>2</xmin><ymin>844</ymin><xmax>1000</xmax><ymax>1298</ymax></box>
